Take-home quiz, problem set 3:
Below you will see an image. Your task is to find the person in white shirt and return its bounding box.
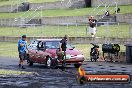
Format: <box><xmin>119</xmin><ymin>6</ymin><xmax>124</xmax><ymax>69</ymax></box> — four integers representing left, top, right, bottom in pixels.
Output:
<box><xmin>88</xmin><ymin>16</ymin><xmax>97</xmax><ymax>37</ymax></box>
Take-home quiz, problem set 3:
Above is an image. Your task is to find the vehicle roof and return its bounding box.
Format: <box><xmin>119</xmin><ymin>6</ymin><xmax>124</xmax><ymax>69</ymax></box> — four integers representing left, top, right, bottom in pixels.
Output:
<box><xmin>36</xmin><ymin>39</ymin><xmax>61</xmax><ymax>42</ymax></box>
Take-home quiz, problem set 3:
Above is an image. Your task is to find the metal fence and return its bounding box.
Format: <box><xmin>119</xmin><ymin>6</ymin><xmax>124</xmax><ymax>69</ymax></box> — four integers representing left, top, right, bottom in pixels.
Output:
<box><xmin>0</xmin><ymin>22</ymin><xmax>131</xmax><ymax>38</ymax></box>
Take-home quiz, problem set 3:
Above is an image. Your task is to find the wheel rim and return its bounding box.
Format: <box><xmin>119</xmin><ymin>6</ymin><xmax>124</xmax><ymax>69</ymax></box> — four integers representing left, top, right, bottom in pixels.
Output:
<box><xmin>47</xmin><ymin>58</ymin><xmax>51</xmax><ymax>67</ymax></box>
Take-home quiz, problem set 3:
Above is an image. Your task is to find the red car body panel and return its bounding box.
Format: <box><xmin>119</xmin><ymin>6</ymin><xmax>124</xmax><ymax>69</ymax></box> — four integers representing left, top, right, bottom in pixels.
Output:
<box><xmin>27</xmin><ymin>39</ymin><xmax>84</xmax><ymax>65</ymax></box>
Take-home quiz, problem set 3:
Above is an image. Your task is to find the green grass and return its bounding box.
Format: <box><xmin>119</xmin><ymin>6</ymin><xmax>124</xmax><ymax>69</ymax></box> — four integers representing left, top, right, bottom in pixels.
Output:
<box><xmin>0</xmin><ymin>42</ymin><xmax>126</xmax><ymax>60</ymax></box>
<box><xmin>29</xmin><ymin>0</ymin><xmax>61</xmax><ymax>3</ymax></box>
<box><xmin>0</xmin><ymin>5</ymin><xmax>131</xmax><ymax>18</ymax></box>
<box><xmin>75</xmin><ymin>44</ymin><xmax>92</xmax><ymax>58</ymax></box>
<box><xmin>0</xmin><ymin>25</ymin><xmax>86</xmax><ymax>37</ymax></box>
<box><xmin>0</xmin><ymin>24</ymin><xmax>131</xmax><ymax>38</ymax></box>
<box><xmin>0</xmin><ymin>69</ymin><xmax>33</xmax><ymax>75</ymax></box>
<box><xmin>0</xmin><ymin>0</ymin><xmax>61</xmax><ymax>6</ymax></box>
<box><xmin>96</xmin><ymin>24</ymin><xmax>131</xmax><ymax>38</ymax></box>
<box><xmin>0</xmin><ymin>42</ymin><xmax>18</xmax><ymax>57</ymax></box>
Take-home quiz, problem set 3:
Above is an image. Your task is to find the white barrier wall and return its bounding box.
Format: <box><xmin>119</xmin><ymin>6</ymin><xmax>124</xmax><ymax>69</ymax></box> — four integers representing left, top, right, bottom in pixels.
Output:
<box><xmin>29</xmin><ymin>0</ymin><xmax>85</xmax><ymax>10</ymax></box>
<box><xmin>116</xmin><ymin>13</ymin><xmax>132</xmax><ymax>23</ymax></box>
<box><xmin>0</xmin><ymin>36</ymin><xmax>132</xmax><ymax>44</ymax></box>
<box><xmin>92</xmin><ymin>0</ymin><xmax>132</xmax><ymax>6</ymax></box>
<box><xmin>0</xmin><ymin>14</ymin><xmax>131</xmax><ymax>26</ymax></box>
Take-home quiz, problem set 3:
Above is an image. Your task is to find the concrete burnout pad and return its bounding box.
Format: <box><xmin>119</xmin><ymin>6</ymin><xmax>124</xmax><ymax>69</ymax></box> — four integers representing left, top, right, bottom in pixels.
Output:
<box><xmin>0</xmin><ymin>56</ymin><xmax>18</xmax><ymax>66</ymax></box>
<box><xmin>82</xmin><ymin>62</ymin><xmax>132</xmax><ymax>75</ymax></box>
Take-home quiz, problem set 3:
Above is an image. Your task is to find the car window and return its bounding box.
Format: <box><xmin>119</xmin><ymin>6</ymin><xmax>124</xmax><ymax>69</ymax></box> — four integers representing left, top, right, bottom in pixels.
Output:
<box><xmin>45</xmin><ymin>41</ymin><xmax>74</xmax><ymax>49</ymax></box>
<box><xmin>28</xmin><ymin>40</ymin><xmax>75</xmax><ymax>50</ymax></box>
<box><xmin>45</xmin><ymin>41</ymin><xmax>60</xmax><ymax>49</ymax></box>
<box><xmin>28</xmin><ymin>40</ymin><xmax>38</xmax><ymax>50</ymax></box>
<box><xmin>66</xmin><ymin>44</ymin><xmax>74</xmax><ymax>49</ymax></box>
<box><xmin>37</xmin><ymin>41</ymin><xmax>46</xmax><ymax>50</ymax></box>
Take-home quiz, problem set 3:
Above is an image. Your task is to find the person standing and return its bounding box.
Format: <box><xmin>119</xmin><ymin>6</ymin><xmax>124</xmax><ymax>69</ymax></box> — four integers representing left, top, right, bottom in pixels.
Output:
<box><xmin>18</xmin><ymin>35</ymin><xmax>27</xmax><ymax>69</ymax></box>
<box><xmin>105</xmin><ymin>11</ymin><xmax>110</xmax><ymax>16</ymax></box>
<box><xmin>88</xmin><ymin>16</ymin><xmax>97</xmax><ymax>37</ymax></box>
<box><xmin>60</xmin><ymin>35</ymin><xmax>68</xmax><ymax>71</ymax></box>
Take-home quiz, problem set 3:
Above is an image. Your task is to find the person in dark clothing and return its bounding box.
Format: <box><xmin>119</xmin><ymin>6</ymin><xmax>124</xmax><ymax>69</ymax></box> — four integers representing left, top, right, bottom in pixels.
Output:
<box><xmin>18</xmin><ymin>35</ymin><xmax>27</xmax><ymax>69</ymax></box>
<box><xmin>60</xmin><ymin>35</ymin><xmax>68</xmax><ymax>51</ymax></box>
<box><xmin>60</xmin><ymin>35</ymin><xmax>68</xmax><ymax>71</ymax></box>
<box><xmin>117</xmin><ymin>8</ymin><xmax>120</xmax><ymax>13</ymax></box>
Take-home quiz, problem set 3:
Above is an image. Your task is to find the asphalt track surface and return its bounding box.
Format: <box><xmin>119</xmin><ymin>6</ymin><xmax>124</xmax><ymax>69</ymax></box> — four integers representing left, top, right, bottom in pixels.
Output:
<box><xmin>0</xmin><ymin>56</ymin><xmax>132</xmax><ymax>88</ymax></box>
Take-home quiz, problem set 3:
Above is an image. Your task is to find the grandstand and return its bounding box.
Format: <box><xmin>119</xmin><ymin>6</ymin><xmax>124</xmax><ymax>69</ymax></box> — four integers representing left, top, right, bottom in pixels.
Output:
<box><xmin>0</xmin><ymin>0</ymin><xmax>131</xmax><ymax>38</ymax></box>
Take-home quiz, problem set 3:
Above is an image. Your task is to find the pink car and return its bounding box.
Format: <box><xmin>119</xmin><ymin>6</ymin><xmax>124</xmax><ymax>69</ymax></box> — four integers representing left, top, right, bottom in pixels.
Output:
<box><xmin>27</xmin><ymin>39</ymin><xmax>84</xmax><ymax>68</ymax></box>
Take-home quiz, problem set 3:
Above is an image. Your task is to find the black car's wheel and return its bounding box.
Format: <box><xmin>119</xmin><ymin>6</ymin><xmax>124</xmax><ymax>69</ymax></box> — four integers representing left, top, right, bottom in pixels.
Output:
<box><xmin>90</xmin><ymin>56</ymin><xmax>94</xmax><ymax>62</ymax></box>
<box><xmin>90</xmin><ymin>58</ymin><xmax>93</xmax><ymax>62</ymax></box>
<box><xmin>94</xmin><ymin>57</ymin><xmax>97</xmax><ymax>62</ymax></box>
<box><xmin>91</xmin><ymin>55</ymin><xmax>98</xmax><ymax>62</ymax></box>
<box><xmin>74</xmin><ymin>64</ymin><xmax>81</xmax><ymax>68</ymax></box>
<box><xmin>46</xmin><ymin>56</ymin><xmax>52</xmax><ymax>68</ymax></box>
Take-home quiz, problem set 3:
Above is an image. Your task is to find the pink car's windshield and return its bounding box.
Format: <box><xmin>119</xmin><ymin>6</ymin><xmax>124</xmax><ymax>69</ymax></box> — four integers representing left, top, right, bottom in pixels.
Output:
<box><xmin>45</xmin><ymin>41</ymin><xmax>60</xmax><ymax>49</ymax></box>
<box><xmin>45</xmin><ymin>41</ymin><xmax>73</xmax><ymax>49</ymax></box>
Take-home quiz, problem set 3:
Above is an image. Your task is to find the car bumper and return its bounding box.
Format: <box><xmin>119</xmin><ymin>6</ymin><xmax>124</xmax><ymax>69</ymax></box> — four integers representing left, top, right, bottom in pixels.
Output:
<box><xmin>59</xmin><ymin>58</ymin><xmax>84</xmax><ymax>64</ymax></box>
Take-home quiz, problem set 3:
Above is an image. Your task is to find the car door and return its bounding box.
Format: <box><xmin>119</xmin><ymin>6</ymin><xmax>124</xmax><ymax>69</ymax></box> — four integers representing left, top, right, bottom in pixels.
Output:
<box><xmin>35</xmin><ymin>41</ymin><xmax>48</xmax><ymax>63</ymax></box>
<box><xmin>28</xmin><ymin>40</ymin><xmax>38</xmax><ymax>62</ymax></box>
